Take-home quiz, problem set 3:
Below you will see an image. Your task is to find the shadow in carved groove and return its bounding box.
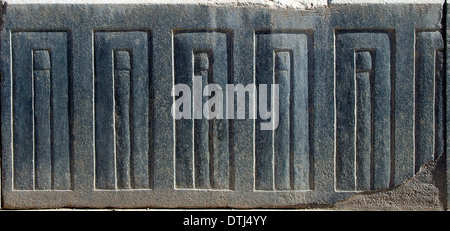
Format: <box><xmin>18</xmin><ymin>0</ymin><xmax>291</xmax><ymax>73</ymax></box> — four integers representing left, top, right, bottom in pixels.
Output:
<box><xmin>173</xmin><ymin>29</ymin><xmax>234</xmax><ymax>190</ymax></box>
<box><xmin>415</xmin><ymin>30</ymin><xmax>445</xmax><ymax>172</ymax></box>
<box><xmin>335</xmin><ymin>30</ymin><xmax>393</xmax><ymax>191</ymax></box>
<box><xmin>254</xmin><ymin>30</ymin><xmax>314</xmax><ymax>191</ymax></box>
<box><xmin>11</xmin><ymin>31</ymin><xmax>73</xmax><ymax>191</ymax></box>
<box><xmin>94</xmin><ymin>31</ymin><xmax>154</xmax><ymax>190</ymax></box>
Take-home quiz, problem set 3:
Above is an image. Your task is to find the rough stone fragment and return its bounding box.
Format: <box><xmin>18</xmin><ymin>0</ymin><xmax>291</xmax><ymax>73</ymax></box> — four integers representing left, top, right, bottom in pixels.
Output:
<box><xmin>332</xmin><ymin>155</ymin><xmax>446</xmax><ymax>211</ymax></box>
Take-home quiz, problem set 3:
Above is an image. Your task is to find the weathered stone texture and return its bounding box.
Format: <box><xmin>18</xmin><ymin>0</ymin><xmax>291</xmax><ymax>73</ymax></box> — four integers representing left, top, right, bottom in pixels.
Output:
<box><xmin>446</xmin><ymin>0</ymin><xmax>450</xmax><ymax>212</ymax></box>
<box><xmin>0</xmin><ymin>3</ymin><xmax>447</xmax><ymax>209</ymax></box>
<box><xmin>332</xmin><ymin>155</ymin><xmax>446</xmax><ymax>211</ymax></box>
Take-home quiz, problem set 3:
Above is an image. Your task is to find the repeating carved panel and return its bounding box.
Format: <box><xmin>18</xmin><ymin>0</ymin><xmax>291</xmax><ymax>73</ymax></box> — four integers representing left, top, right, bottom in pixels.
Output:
<box><xmin>254</xmin><ymin>31</ymin><xmax>313</xmax><ymax>191</ymax></box>
<box><xmin>415</xmin><ymin>30</ymin><xmax>444</xmax><ymax>172</ymax></box>
<box><xmin>94</xmin><ymin>31</ymin><xmax>153</xmax><ymax>190</ymax></box>
<box><xmin>173</xmin><ymin>30</ymin><xmax>233</xmax><ymax>190</ymax></box>
<box><xmin>11</xmin><ymin>31</ymin><xmax>72</xmax><ymax>190</ymax></box>
<box><xmin>335</xmin><ymin>30</ymin><xmax>393</xmax><ymax>191</ymax></box>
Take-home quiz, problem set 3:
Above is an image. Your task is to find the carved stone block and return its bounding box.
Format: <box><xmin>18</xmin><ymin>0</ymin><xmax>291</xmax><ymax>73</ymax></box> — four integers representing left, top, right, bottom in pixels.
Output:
<box><xmin>0</xmin><ymin>3</ymin><xmax>445</xmax><ymax>209</ymax></box>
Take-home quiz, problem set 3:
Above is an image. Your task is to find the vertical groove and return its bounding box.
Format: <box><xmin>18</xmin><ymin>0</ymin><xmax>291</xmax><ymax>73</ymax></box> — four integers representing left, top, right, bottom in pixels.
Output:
<box><xmin>194</xmin><ymin>52</ymin><xmax>211</xmax><ymax>189</ymax></box>
<box><xmin>68</xmin><ymin>31</ymin><xmax>75</xmax><ymax>191</ymax></box>
<box><xmin>33</xmin><ymin>49</ymin><xmax>52</xmax><ymax>190</ymax></box>
<box><xmin>227</xmin><ymin>31</ymin><xmax>234</xmax><ymax>190</ymax></box>
<box><xmin>94</xmin><ymin>36</ymin><xmax>115</xmax><ymax>189</ymax></box>
<box><xmin>114</xmin><ymin>50</ymin><xmax>132</xmax><ymax>189</ymax></box>
<box><xmin>335</xmin><ymin>34</ymin><xmax>356</xmax><ymax>190</ymax></box>
<box><xmin>308</xmin><ymin>36</ymin><xmax>314</xmax><ymax>190</ymax></box>
<box><xmin>174</xmin><ymin>34</ymin><xmax>194</xmax><ymax>188</ymax></box>
<box><xmin>372</xmin><ymin>40</ymin><xmax>391</xmax><ymax>190</ymax></box>
<box><xmin>51</xmin><ymin>34</ymin><xmax>71</xmax><ymax>190</ymax></box>
<box><xmin>356</xmin><ymin>71</ymin><xmax>372</xmax><ymax>190</ymax></box>
<box><xmin>129</xmin><ymin>50</ymin><xmax>135</xmax><ymax>189</ymax></box>
<box><xmin>32</xmin><ymin>50</ymin><xmax>35</xmax><ymax>190</ymax></box>
<box><xmin>415</xmin><ymin>31</ymin><xmax>443</xmax><ymax>172</ymax></box>
<box><xmin>129</xmin><ymin>62</ymin><xmax>135</xmax><ymax>189</ymax></box>
<box><xmin>112</xmin><ymin>50</ymin><xmax>117</xmax><ymax>190</ymax></box>
<box><xmin>445</xmin><ymin>3</ymin><xmax>450</xmax><ymax>210</ymax></box>
<box><xmin>389</xmin><ymin>31</ymin><xmax>396</xmax><ymax>188</ymax></box>
<box><xmin>228</xmin><ymin>119</ymin><xmax>234</xmax><ymax>190</ymax></box>
<box><xmin>32</xmin><ymin>50</ymin><xmax>36</xmax><ymax>190</ymax></box>
<box><xmin>289</xmin><ymin>54</ymin><xmax>294</xmax><ymax>190</ymax></box>
<box><xmin>274</xmin><ymin>51</ymin><xmax>291</xmax><ymax>190</ymax></box>
<box><xmin>355</xmin><ymin>51</ymin><xmax>372</xmax><ymax>190</ymax></box>
<box><xmin>209</xmin><ymin>114</ymin><xmax>214</xmax><ymax>188</ymax></box>
<box><xmin>129</xmin><ymin>41</ymin><xmax>150</xmax><ymax>190</ymax></box>
<box><xmin>49</xmin><ymin>51</ymin><xmax>54</xmax><ymax>190</ymax></box>
<box><xmin>207</xmin><ymin>59</ymin><xmax>214</xmax><ymax>189</ymax></box>
<box><xmin>147</xmin><ymin>33</ymin><xmax>154</xmax><ymax>189</ymax></box>
<box><xmin>205</xmin><ymin>64</ymin><xmax>214</xmax><ymax>188</ymax></box>
<box><xmin>255</xmin><ymin>68</ymin><xmax>273</xmax><ymax>190</ymax></box>
<box><xmin>370</xmin><ymin>54</ymin><xmax>376</xmax><ymax>190</ymax></box>
<box><xmin>435</xmin><ymin>49</ymin><xmax>445</xmax><ymax>160</ymax></box>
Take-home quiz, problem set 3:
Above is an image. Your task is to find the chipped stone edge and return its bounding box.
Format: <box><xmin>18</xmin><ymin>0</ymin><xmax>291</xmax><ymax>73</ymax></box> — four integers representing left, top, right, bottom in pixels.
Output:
<box><xmin>329</xmin><ymin>155</ymin><xmax>447</xmax><ymax>211</ymax></box>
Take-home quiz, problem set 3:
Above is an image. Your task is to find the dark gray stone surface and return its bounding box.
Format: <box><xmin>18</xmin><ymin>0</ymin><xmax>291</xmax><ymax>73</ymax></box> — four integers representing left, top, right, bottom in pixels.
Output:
<box><xmin>0</xmin><ymin>3</ymin><xmax>445</xmax><ymax>209</ymax></box>
<box><xmin>447</xmin><ymin>0</ymin><xmax>450</xmax><ymax>211</ymax></box>
<box><xmin>0</xmin><ymin>1</ymin><xmax>5</xmax><ymax>209</ymax></box>
<box><xmin>335</xmin><ymin>30</ymin><xmax>392</xmax><ymax>191</ymax></box>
